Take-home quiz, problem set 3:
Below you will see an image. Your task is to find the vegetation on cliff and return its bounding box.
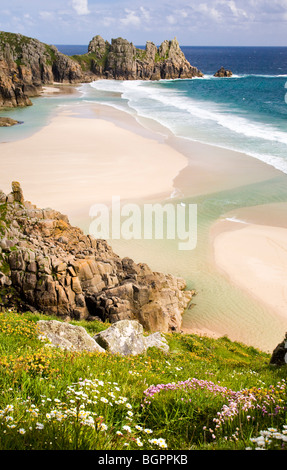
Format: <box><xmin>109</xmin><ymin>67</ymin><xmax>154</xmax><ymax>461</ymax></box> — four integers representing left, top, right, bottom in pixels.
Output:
<box><xmin>74</xmin><ymin>35</ymin><xmax>203</xmax><ymax>80</ymax></box>
<box><xmin>0</xmin><ymin>309</ymin><xmax>286</xmax><ymax>450</ymax></box>
<box><xmin>0</xmin><ymin>30</ymin><xmax>83</xmax><ymax>108</ymax></box>
<box><xmin>0</xmin><ymin>30</ymin><xmax>203</xmax><ymax>109</ymax></box>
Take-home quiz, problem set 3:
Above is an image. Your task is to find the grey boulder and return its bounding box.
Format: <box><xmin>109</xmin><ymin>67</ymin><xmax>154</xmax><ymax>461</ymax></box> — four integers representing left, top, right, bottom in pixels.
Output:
<box><xmin>37</xmin><ymin>319</ymin><xmax>105</xmax><ymax>353</ymax></box>
<box><xmin>94</xmin><ymin>319</ymin><xmax>169</xmax><ymax>356</ymax></box>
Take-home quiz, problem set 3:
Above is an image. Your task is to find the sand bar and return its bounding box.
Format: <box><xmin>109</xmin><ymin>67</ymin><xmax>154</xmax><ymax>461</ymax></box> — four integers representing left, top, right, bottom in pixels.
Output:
<box><xmin>1</xmin><ymin>100</ymin><xmax>282</xmax><ymax>218</ymax></box>
<box><xmin>212</xmin><ymin>217</ymin><xmax>287</xmax><ymax>325</ymax></box>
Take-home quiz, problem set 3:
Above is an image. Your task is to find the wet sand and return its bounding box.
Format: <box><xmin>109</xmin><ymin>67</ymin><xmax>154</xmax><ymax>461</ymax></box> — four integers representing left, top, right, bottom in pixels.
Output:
<box><xmin>211</xmin><ymin>203</ymin><xmax>287</xmax><ymax>334</ymax></box>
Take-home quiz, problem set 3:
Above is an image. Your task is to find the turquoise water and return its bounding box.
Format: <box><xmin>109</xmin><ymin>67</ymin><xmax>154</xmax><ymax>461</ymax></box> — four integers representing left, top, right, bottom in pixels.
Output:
<box><xmin>2</xmin><ymin>46</ymin><xmax>287</xmax><ymax>173</ymax></box>
<box><xmin>86</xmin><ymin>74</ymin><xmax>287</xmax><ymax>175</ymax></box>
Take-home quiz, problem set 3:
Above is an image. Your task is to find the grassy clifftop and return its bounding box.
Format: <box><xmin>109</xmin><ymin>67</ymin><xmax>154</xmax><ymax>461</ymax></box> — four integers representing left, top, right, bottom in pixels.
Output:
<box><xmin>0</xmin><ymin>310</ymin><xmax>286</xmax><ymax>451</ymax></box>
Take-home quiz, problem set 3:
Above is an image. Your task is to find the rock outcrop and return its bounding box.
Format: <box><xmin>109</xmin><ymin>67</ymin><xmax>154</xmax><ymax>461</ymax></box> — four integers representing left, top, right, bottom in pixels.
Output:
<box><xmin>269</xmin><ymin>333</ymin><xmax>287</xmax><ymax>366</ymax></box>
<box><xmin>0</xmin><ymin>183</ymin><xmax>194</xmax><ymax>333</ymax></box>
<box><xmin>74</xmin><ymin>36</ymin><xmax>203</xmax><ymax>80</ymax></box>
<box><xmin>94</xmin><ymin>319</ymin><xmax>169</xmax><ymax>355</ymax></box>
<box><xmin>37</xmin><ymin>318</ymin><xmax>169</xmax><ymax>355</ymax></box>
<box><xmin>38</xmin><ymin>319</ymin><xmax>106</xmax><ymax>353</ymax></box>
<box><xmin>214</xmin><ymin>66</ymin><xmax>233</xmax><ymax>77</ymax></box>
<box><xmin>0</xmin><ymin>31</ymin><xmax>84</xmax><ymax>108</ymax></box>
<box><xmin>0</xmin><ymin>31</ymin><xmax>203</xmax><ymax>109</ymax></box>
<box><xmin>0</xmin><ymin>117</ymin><xmax>20</xmax><ymax>127</ymax></box>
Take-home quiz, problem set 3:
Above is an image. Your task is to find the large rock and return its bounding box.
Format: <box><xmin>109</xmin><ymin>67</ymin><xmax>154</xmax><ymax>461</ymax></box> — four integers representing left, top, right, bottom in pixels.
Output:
<box><xmin>0</xmin><ymin>117</ymin><xmax>20</xmax><ymax>127</ymax></box>
<box><xmin>94</xmin><ymin>320</ymin><xmax>169</xmax><ymax>355</ymax></box>
<box><xmin>37</xmin><ymin>319</ymin><xmax>105</xmax><ymax>352</ymax></box>
<box><xmin>81</xmin><ymin>35</ymin><xmax>203</xmax><ymax>80</ymax></box>
<box><xmin>0</xmin><ymin>31</ymin><xmax>203</xmax><ymax>109</ymax></box>
<box><xmin>270</xmin><ymin>333</ymin><xmax>287</xmax><ymax>366</ymax></box>
<box><xmin>0</xmin><ymin>183</ymin><xmax>194</xmax><ymax>332</ymax></box>
<box><xmin>0</xmin><ymin>31</ymin><xmax>84</xmax><ymax>108</ymax></box>
<box><xmin>214</xmin><ymin>66</ymin><xmax>232</xmax><ymax>77</ymax></box>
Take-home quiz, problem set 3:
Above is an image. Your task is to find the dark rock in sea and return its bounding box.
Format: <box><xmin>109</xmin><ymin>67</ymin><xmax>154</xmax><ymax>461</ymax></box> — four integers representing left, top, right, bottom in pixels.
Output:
<box><xmin>0</xmin><ymin>117</ymin><xmax>20</xmax><ymax>127</ymax></box>
<box><xmin>214</xmin><ymin>66</ymin><xmax>233</xmax><ymax>77</ymax></box>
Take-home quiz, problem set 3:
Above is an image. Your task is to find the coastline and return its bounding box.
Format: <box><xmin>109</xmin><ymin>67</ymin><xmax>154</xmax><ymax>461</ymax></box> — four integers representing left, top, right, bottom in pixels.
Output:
<box><xmin>1</xmin><ymin>92</ymin><xmax>287</xmax><ymax>351</ymax></box>
<box><xmin>0</xmin><ymin>102</ymin><xmax>188</xmax><ymax>222</ymax></box>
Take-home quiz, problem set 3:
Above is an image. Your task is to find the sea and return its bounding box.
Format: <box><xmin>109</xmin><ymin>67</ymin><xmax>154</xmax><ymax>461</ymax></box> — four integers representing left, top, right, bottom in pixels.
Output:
<box><xmin>2</xmin><ymin>45</ymin><xmax>287</xmax><ymax>351</ymax></box>
<box><xmin>2</xmin><ymin>45</ymin><xmax>287</xmax><ymax>172</ymax></box>
<box><xmin>62</xmin><ymin>45</ymin><xmax>287</xmax><ymax>174</ymax></box>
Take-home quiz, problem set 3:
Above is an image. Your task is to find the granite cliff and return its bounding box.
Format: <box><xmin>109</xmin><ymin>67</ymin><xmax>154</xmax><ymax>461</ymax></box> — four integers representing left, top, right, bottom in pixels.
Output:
<box><xmin>0</xmin><ymin>31</ymin><xmax>83</xmax><ymax>108</ymax></box>
<box><xmin>0</xmin><ymin>31</ymin><xmax>203</xmax><ymax>108</ymax></box>
<box><xmin>0</xmin><ymin>183</ymin><xmax>194</xmax><ymax>333</ymax></box>
<box><xmin>78</xmin><ymin>35</ymin><xmax>203</xmax><ymax>80</ymax></box>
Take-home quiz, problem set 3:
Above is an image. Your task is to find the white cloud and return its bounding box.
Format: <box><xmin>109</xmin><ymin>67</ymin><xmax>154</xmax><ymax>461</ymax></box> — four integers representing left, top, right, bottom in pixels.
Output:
<box><xmin>72</xmin><ymin>0</ymin><xmax>90</xmax><ymax>16</ymax></box>
<box><xmin>39</xmin><ymin>11</ymin><xmax>54</xmax><ymax>20</ymax></box>
<box><xmin>139</xmin><ymin>6</ymin><xmax>151</xmax><ymax>21</ymax></box>
<box><xmin>120</xmin><ymin>9</ymin><xmax>141</xmax><ymax>27</ymax></box>
<box><xmin>195</xmin><ymin>3</ymin><xmax>222</xmax><ymax>21</ymax></box>
<box><xmin>166</xmin><ymin>15</ymin><xmax>177</xmax><ymax>25</ymax></box>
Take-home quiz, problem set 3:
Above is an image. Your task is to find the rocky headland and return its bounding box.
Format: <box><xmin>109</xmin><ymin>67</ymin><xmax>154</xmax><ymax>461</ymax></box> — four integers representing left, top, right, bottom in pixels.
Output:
<box><xmin>0</xmin><ymin>31</ymin><xmax>84</xmax><ymax>108</ymax></box>
<box><xmin>0</xmin><ymin>182</ymin><xmax>194</xmax><ymax>333</ymax></box>
<box><xmin>0</xmin><ymin>30</ymin><xmax>203</xmax><ymax>109</ymax></box>
<box><xmin>78</xmin><ymin>35</ymin><xmax>203</xmax><ymax>80</ymax></box>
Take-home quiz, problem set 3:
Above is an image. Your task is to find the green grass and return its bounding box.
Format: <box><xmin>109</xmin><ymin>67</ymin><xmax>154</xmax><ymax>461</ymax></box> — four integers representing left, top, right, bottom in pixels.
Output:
<box><xmin>72</xmin><ymin>50</ymin><xmax>109</xmax><ymax>72</ymax></box>
<box><xmin>0</xmin><ymin>310</ymin><xmax>286</xmax><ymax>450</ymax></box>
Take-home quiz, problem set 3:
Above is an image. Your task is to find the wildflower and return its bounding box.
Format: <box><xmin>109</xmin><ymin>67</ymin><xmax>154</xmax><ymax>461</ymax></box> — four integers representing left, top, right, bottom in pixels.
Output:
<box><xmin>18</xmin><ymin>428</ymin><xmax>26</xmax><ymax>435</ymax></box>
<box><xmin>123</xmin><ymin>425</ymin><xmax>132</xmax><ymax>433</ymax></box>
<box><xmin>157</xmin><ymin>438</ymin><xmax>167</xmax><ymax>449</ymax></box>
<box><xmin>36</xmin><ymin>423</ymin><xmax>44</xmax><ymax>430</ymax></box>
<box><xmin>5</xmin><ymin>405</ymin><xmax>13</xmax><ymax>412</ymax></box>
<box><xmin>99</xmin><ymin>423</ymin><xmax>108</xmax><ymax>431</ymax></box>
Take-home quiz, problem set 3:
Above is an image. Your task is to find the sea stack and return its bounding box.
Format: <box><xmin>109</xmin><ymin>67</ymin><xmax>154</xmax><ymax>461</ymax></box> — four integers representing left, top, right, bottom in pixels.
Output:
<box><xmin>214</xmin><ymin>66</ymin><xmax>233</xmax><ymax>77</ymax></box>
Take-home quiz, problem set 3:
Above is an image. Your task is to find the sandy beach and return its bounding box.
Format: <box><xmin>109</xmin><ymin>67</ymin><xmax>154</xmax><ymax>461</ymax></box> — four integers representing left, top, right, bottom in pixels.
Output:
<box><xmin>1</xmin><ymin>101</ymin><xmax>280</xmax><ymax>222</ymax></box>
<box><xmin>212</xmin><ymin>203</ymin><xmax>287</xmax><ymax>329</ymax></box>
<box><xmin>0</xmin><ymin>104</ymin><xmax>189</xmax><ymax>223</ymax></box>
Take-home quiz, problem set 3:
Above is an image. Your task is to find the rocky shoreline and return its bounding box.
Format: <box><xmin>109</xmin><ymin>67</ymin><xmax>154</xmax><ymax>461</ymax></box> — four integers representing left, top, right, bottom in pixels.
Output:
<box><xmin>0</xmin><ymin>182</ymin><xmax>194</xmax><ymax>333</ymax></box>
<box><xmin>0</xmin><ymin>31</ymin><xmax>203</xmax><ymax>109</ymax></box>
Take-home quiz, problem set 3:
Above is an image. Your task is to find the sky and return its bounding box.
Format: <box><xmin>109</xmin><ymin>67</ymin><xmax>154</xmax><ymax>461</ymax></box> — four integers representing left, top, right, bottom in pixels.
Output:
<box><xmin>1</xmin><ymin>0</ymin><xmax>287</xmax><ymax>46</ymax></box>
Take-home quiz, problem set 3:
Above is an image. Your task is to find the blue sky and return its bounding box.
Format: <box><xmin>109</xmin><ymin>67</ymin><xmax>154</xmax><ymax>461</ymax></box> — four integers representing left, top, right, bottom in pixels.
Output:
<box><xmin>1</xmin><ymin>0</ymin><xmax>287</xmax><ymax>46</ymax></box>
